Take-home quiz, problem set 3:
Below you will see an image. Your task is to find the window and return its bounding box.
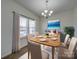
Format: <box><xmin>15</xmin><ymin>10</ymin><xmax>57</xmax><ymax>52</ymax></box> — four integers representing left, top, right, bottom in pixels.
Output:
<box><xmin>29</xmin><ymin>19</ymin><xmax>36</xmax><ymax>34</ymax></box>
<box><xmin>19</xmin><ymin>16</ymin><xmax>29</xmax><ymax>38</ymax></box>
<box><xmin>19</xmin><ymin>16</ymin><xmax>36</xmax><ymax>37</ymax></box>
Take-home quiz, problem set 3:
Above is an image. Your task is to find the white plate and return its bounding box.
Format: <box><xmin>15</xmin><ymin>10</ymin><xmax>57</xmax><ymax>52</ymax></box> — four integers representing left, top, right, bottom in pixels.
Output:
<box><xmin>37</xmin><ymin>36</ymin><xmax>43</xmax><ymax>37</ymax></box>
<box><xmin>51</xmin><ymin>38</ymin><xmax>57</xmax><ymax>40</ymax></box>
<box><xmin>40</xmin><ymin>38</ymin><xmax>46</xmax><ymax>41</ymax></box>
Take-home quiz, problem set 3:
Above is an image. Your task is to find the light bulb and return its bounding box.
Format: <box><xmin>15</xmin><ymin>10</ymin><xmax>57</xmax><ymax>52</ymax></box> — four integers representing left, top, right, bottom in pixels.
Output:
<box><xmin>50</xmin><ymin>10</ymin><xmax>53</xmax><ymax>14</ymax></box>
<box><xmin>44</xmin><ymin>10</ymin><xmax>48</xmax><ymax>13</ymax></box>
<box><xmin>49</xmin><ymin>13</ymin><xmax>51</xmax><ymax>16</ymax></box>
<box><xmin>41</xmin><ymin>12</ymin><xmax>44</xmax><ymax>15</ymax></box>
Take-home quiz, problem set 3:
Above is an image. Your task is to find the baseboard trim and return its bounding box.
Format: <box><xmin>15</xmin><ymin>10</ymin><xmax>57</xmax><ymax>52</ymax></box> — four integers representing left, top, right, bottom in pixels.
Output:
<box><xmin>1</xmin><ymin>52</ymin><xmax>12</xmax><ymax>59</ymax></box>
<box><xmin>1</xmin><ymin>45</ymin><xmax>28</xmax><ymax>59</ymax></box>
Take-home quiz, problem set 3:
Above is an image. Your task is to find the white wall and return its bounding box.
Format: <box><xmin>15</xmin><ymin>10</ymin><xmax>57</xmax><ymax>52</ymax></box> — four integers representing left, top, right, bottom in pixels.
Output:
<box><xmin>1</xmin><ymin>0</ymin><xmax>40</xmax><ymax>57</ymax></box>
<box><xmin>40</xmin><ymin>8</ymin><xmax>77</xmax><ymax>36</ymax></box>
<box><xmin>73</xmin><ymin>8</ymin><xmax>77</xmax><ymax>37</ymax></box>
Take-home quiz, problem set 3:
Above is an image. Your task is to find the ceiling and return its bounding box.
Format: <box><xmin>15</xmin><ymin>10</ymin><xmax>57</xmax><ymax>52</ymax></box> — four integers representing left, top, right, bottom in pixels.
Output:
<box><xmin>14</xmin><ymin>0</ymin><xmax>77</xmax><ymax>17</ymax></box>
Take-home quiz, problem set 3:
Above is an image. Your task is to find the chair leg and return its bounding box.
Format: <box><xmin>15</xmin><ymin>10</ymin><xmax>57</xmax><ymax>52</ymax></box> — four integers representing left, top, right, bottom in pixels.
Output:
<box><xmin>28</xmin><ymin>43</ymin><xmax>30</xmax><ymax>59</ymax></box>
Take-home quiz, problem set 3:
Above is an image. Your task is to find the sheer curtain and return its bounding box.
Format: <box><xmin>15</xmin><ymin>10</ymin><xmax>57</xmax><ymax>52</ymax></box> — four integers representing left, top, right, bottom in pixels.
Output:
<box><xmin>12</xmin><ymin>12</ymin><xmax>20</xmax><ymax>52</ymax></box>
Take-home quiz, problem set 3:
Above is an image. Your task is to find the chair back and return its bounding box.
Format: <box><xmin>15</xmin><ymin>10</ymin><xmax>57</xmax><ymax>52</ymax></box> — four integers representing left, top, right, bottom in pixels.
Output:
<box><xmin>68</xmin><ymin>37</ymin><xmax>77</xmax><ymax>54</ymax></box>
<box><xmin>35</xmin><ymin>32</ymin><xmax>40</xmax><ymax>36</ymax></box>
<box><xmin>27</xmin><ymin>34</ymin><xmax>42</xmax><ymax>59</ymax></box>
<box><xmin>64</xmin><ymin>34</ymin><xmax>70</xmax><ymax>46</ymax></box>
<box><xmin>28</xmin><ymin>34</ymin><xmax>33</xmax><ymax>40</ymax></box>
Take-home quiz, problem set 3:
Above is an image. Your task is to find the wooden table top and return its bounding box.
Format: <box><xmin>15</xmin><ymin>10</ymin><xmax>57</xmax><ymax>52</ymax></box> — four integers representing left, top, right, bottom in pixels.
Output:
<box><xmin>30</xmin><ymin>36</ymin><xmax>61</xmax><ymax>47</ymax></box>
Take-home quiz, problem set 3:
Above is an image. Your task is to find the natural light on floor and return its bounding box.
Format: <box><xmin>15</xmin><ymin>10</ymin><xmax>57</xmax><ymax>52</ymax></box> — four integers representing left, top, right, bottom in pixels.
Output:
<box><xmin>19</xmin><ymin>52</ymin><xmax>28</xmax><ymax>59</ymax></box>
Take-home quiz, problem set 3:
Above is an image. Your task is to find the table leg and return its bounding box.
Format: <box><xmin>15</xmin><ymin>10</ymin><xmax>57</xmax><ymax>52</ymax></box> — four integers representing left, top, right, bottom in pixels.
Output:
<box><xmin>52</xmin><ymin>47</ymin><xmax>55</xmax><ymax>59</ymax></box>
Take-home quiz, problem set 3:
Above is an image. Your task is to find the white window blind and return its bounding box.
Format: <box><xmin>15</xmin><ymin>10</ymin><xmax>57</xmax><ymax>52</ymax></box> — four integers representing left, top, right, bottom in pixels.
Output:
<box><xmin>19</xmin><ymin>16</ymin><xmax>36</xmax><ymax>36</ymax></box>
<box><xmin>29</xmin><ymin>19</ymin><xmax>36</xmax><ymax>34</ymax></box>
<box><xmin>19</xmin><ymin>16</ymin><xmax>29</xmax><ymax>37</ymax></box>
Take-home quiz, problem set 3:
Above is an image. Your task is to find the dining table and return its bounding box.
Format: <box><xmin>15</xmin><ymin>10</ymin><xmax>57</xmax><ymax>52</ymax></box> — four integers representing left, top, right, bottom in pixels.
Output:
<box><xmin>30</xmin><ymin>33</ymin><xmax>61</xmax><ymax>59</ymax></box>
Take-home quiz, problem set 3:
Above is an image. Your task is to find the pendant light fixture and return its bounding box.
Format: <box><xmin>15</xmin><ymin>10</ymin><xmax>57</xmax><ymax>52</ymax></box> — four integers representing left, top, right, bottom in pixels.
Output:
<box><xmin>41</xmin><ymin>0</ymin><xmax>53</xmax><ymax>18</ymax></box>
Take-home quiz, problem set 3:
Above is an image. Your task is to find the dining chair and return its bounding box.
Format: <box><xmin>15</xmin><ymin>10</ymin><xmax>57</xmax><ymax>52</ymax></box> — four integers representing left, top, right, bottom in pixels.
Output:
<box><xmin>35</xmin><ymin>32</ymin><xmax>40</xmax><ymax>36</ymax></box>
<box><xmin>30</xmin><ymin>43</ymin><xmax>49</xmax><ymax>59</ymax></box>
<box><xmin>27</xmin><ymin>34</ymin><xmax>49</xmax><ymax>59</ymax></box>
<box><xmin>27</xmin><ymin>34</ymin><xmax>32</xmax><ymax>59</ymax></box>
<box><xmin>27</xmin><ymin>34</ymin><xmax>41</xmax><ymax>59</ymax></box>
<box><xmin>61</xmin><ymin>34</ymin><xmax>70</xmax><ymax>48</ymax></box>
<box><xmin>41</xmin><ymin>33</ymin><xmax>60</xmax><ymax>59</ymax></box>
<box><xmin>59</xmin><ymin>37</ymin><xmax>77</xmax><ymax>59</ymax></box>
<box><xmin>41</xmin><ymin>45</ymin><xmax>52</xmax><ymax>59</ymax></box>
<box><xmin>41</xmin><ymin>50</ymin><xmax>49</xmax><ymax>59</ymax></box>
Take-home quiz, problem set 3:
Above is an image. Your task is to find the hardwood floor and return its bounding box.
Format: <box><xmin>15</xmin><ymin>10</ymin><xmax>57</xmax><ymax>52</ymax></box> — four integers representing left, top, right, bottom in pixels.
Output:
<box><xmin>2</xmin><ymin>45</ymin><xmax>77</xmax><ymax>59</ymax></box>
<box><xmin>2</xmin><ymin>46</ymin><xmax>28</xmax><ymax>59</ymax></box>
